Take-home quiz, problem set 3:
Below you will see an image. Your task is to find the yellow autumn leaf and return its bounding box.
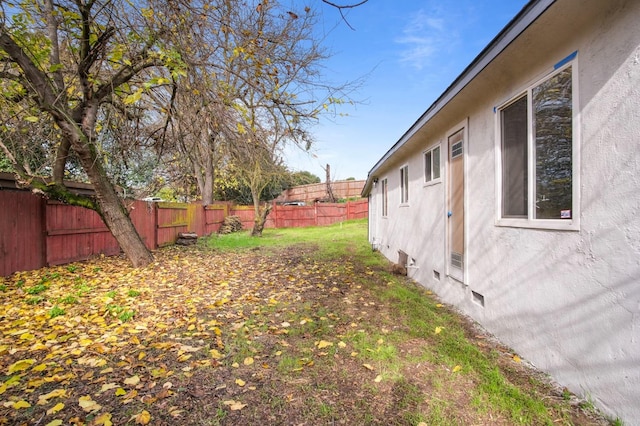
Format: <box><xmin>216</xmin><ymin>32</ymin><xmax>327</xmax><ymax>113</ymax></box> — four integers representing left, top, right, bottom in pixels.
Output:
<box><xmin>223</xmin><ymin>400</ymin><xmax>247</xmax><ymax>411</ymax></box>
<box><xmin>435</xmin><ymin>326</ymin><xmax>443</xmax><ymax>334</ymax></box>
<box><xmin>436</xmin><ymin>303</ymin><xmax>444</xmax><ymax>308</ymax></box>
<box><xmin>452</xmin><ymin>365</ymin><xmax>462</xmax><ymax>373</ymax></box>
<box><xmin>177</xmin><ymin>354</ymin><xmax>192</xmax><ymax>362</ymax></box>
<box><xmin>209</xmin><ymin>349</ymin><xmax>223</xmax><ymax>359</ymax></box>
<box><xmin>24</xmin><ymin>116</ymin><xmax>39</xmax><ymax>122</ymax></box>
<box><xmin>316</xmin><ymin>340</ymin><xmax>333</xmax><ymax>349</ymax></box>
<box><xmin>374</xmin><ymin>375</ymin><xmax>383</xmax><ymax>383</ymax></box>
<box><xmin>78</xmin><ymin>395</ymin><xmax>101</xmax><ymax>412</ymax></box>
<box><xmin>45</xmin><ymin>420</ymin><xmax>63</xmax><ymax>426</ymax></box>
<box><xmin>101</xmin><ymin>383</ymin><xmax>118</xmax><ymax>393</ymax></box>
<box><xmin>46</xmin><ymin>402</ymin><xmax>64</xmax><ymax>415</ymax></box>
<box><xmin>12</xmin><ymin>400</ymin><xmax>31</xmax><ymax>409</ymax></box>
<box><xmin>338</xmin><ymin>341</ymin><xmax>347</xmax><ymax>348</ymax></box>
<box><xmin>513</xmin><ymin>355</ymin><xmax>521</xmax><ymax>363</ymax></box>
<box><xmin>37</xmin><ymin>388</ymin><xmax>67</xmax><ymax>405</ymax></box>
<box><xmin>124</xmin><ymin>375</ymin><xmax>140</xmax><ymax>386</ymax></box>
<box><xmin>243</xmin><ymin>357</ymin><xmax>254</xmax><ymax>366</ymax></box>
<box><xmin>235</xmin><ymin>378</ymin><xmax>246</xmax><ymax>387</ymax></box>
<box><xmin>115</xmin><ymin>387</ymin><xmax>127</xmax><ymax>396</ymax></box>
<box><xmin>7</xmin><ymin>358</ymin><xmax>35</xmax><ymax>374</ymax></box>
<box><xmin>133</xmin><ymin>410</ymin><xmax>151</xmax><ymax>425</ymax></box>
<box><xmin>94</xmin><ymin>412</ymin><xmax>113</xmax><ymax>426</ymax></box>
<box><xmin>32</xmin><ymin>363</ymin><xmax>47</xmax><ymax>372</ymax></box>
<box><xmin>363</xmin><ymin>363</ymin><xmax>375</xmax><ymax>371</ymax></box>
<box><xmin>123</xmin><ymin>89</ymin><xmax>143</xmax><ymax>105</ymax></box>
<box><xmin>0</xmin><ymin>383</ymin><xmax>6</xmax><ymax>395</ymax></box>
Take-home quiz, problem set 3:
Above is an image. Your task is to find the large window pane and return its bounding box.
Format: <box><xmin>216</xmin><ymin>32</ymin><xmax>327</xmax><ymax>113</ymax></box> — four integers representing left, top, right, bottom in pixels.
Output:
<box><xmin>501</xmin><ymin>96</ymin><xmax>528</xmax><ymax>217</ymax></box>
<box><xmin>533</xmin><ymin>67</ymin><xmax>572</xmax><ymax>219</ymax></box>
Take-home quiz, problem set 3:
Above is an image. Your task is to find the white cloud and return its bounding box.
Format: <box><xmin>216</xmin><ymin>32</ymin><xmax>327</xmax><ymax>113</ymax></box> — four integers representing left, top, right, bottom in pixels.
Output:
<box><xmin>395</xmin><ymin>8</ymin><xmax>450</xmax><ymax>70</ymax></box>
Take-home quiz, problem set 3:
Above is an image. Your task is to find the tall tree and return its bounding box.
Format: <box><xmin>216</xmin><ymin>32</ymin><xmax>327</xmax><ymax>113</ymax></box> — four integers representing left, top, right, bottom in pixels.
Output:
<box><xmin>0</xmin><ymin>0</ymin><xmax>188</xmax><ymax>266</ymax></box>
<box><xmin>163</xmin><ymin>0</ymin><xmax>358</xmax><ymax>232</ymax></box>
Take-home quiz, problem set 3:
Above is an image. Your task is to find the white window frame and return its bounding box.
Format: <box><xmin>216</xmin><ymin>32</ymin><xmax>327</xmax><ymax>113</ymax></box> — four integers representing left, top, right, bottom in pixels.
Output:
<box><xmin>423</xmin><ymin>144</ymin><xmax>442</xmax><ymax>186</ymax></box>
<box><xmin>381</xmin><ymin>178</ymin><xmax>388</xmax><ymax>217</ymax></box>
<box><xmin>495</xmin><ymin>56</ymin><xmax>580</xmax><ymax>231</ymax></box>
<box><xmin>400</xmin><ymin>164</ymin><xmax>409</xmax><ymax>205</ymax></box>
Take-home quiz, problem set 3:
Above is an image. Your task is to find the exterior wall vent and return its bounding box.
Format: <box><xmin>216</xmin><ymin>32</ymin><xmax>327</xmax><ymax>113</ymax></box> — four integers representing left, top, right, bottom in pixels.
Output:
<box><xmin>433</xmin><ymin>270</ymin><xmax>441</xmax><ymax>280</ymax></box>
<box><xmin>472</xmin><ymin>290</ymin><xmax>485</xmax><ymax>307</ymax></box>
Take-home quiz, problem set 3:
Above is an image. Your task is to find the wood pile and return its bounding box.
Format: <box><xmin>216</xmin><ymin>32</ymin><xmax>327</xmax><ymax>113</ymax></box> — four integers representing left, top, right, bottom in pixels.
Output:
<box><xmin>218</xmin><ymin>215</ymin><xmax>244</xmax><ymax>234</ymax></box>
<box><xmin>176</xmin><ymin>232</ymin><xmax>198</xmax><ymax>246</ymax></box>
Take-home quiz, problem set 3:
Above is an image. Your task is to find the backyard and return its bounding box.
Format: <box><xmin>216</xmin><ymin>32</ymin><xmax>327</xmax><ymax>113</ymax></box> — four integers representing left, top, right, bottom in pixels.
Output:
<box><xmin>0</xmin><ymin>220</ymin><xmax>610</xmax><ymax>425</ymax></box>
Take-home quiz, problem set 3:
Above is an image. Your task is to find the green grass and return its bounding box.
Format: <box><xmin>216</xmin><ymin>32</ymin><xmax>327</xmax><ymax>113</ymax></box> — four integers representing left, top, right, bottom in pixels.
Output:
<box><xmin>206</xmin><ymin>219</ymin><xmax>374</xmax><ymax>260</ymax></box>
<box><xmin>201</xmin><ymin>219</ymin><xmax>594</xmax><ymax>425</ymax></box>
<box><xmin>49</xmin><ymin>305</ymin><xmax>65</xmax><ymax>318</ymax></box>
<box><xmin>26</xmin><ymin>284</ymin><xmax>48</xmax><ymax>295</ymax></box>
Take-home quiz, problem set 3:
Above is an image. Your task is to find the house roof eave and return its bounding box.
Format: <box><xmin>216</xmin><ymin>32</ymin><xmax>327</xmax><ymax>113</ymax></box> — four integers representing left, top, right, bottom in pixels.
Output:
<box><xmin>362</xmin><ymin>0</ymin><xmax>555</xmax><ymax>197</ymax></box>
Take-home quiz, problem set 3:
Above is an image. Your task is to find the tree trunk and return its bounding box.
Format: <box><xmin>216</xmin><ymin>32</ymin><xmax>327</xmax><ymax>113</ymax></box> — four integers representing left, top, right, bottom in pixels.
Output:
<box><xmin>251</xmin><ymin>202</ymin><xmax>272</xmax><ymax>237</ymax></box>
<box><xmin>92</xmin><ymin>170</ymin><xmax>154</xmax><ymax>267</ymax></box>
<box><xmin>62</xmin><ymin>120</ymin><xmax>154</xmax><ymax>267</ymax></box>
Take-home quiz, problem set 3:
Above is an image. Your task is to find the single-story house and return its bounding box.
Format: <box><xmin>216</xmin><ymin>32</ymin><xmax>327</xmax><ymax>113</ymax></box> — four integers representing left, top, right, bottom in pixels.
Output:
<box><xmin>362</xmin><ymin>0</ymin><xmax>640</xmax><ymax>423</ymax></box>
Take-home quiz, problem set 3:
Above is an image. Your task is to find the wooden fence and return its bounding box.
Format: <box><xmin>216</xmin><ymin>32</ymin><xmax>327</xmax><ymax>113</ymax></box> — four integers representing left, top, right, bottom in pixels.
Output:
<box><xmin>0</xmin><ymin>189</ymin><xmax>367</xmax><ymax>276</ymax></box>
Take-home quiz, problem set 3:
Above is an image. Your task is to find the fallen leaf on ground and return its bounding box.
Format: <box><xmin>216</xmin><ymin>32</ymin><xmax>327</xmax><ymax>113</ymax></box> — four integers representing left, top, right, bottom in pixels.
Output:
<box><xmin>46</xmin><ymin>402</ymin><xmax>64</xmax><ymax>415</ymax></box>
<box><xmin>132</xmin><ymin>410</ymin><xmax>151</xmax><ymax>425</ymax></box>
<box><xmin>223</xmin><ymin>400</ymin><xmax>247</xmax><ymax>411</ymax></box>
<box><xmin>124</xmin><ymin>375</ymin><xmax>141</xmax><ymax>386</ymax></box>
<box><xmin>94</xmin><ymin>412</ymin><xmax>113</xmax><ymax>426</ymax></box>
<box><xmin>7</xmin><ymin>358</ymin><xmax>35</xmax><ymax>374</ymax></box>
<box><xmin>316</xmin><ymin>340</ymin><xmax>333</xmax><ymax>349</ymax></box>
<box><xmin>37</xmin><ymin>388</ymin><xmax>67</xmax><ymax>405</ymax></box>
<box><xmin>78</xmin><ymin>395</ymin><xmax>101</xmax><ymax>412</ymax></box>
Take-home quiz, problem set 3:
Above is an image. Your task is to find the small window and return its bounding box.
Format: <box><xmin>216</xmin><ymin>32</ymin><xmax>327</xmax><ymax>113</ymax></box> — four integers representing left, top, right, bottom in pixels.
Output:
<box><xmin>381</xmin><ymin>178</ymin><xmax>388</xmax><ymax>217</ymax></box>
<box><xmin>497</xmin><ymin>62</ymin><xmax>577</xmax><ymax>229</ymax></box>
<box><xmin>400</xmin><ymin>165</ymin><xmax>409</xmax><ymax>204</ymax></box>
<box><xmin>424</xmin><ymin>145</ymin><xmax>441</xmax><ymax>183</ymax></box>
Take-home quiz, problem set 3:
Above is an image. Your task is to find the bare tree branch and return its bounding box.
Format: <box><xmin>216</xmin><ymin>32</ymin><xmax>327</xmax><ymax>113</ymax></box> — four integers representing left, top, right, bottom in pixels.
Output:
<box><xmin>321</xmin><ymin>0</ymin><xmax>368</xmax><ymax>30</ymax></box>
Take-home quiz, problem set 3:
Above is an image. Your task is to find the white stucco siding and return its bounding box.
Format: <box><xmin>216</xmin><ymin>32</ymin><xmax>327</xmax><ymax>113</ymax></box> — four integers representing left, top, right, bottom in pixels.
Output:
<box><xmin>367</xmin><ymin>0</ymin><xmax>640</xmax><ymax>422</ymax></box>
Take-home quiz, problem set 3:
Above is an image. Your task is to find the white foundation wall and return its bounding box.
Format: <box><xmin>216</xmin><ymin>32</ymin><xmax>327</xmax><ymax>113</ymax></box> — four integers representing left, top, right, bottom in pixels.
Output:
<box><xmin>367</xmin><ymin>0</ymin><xmax>640</xmax><ymax>422</ymax></box>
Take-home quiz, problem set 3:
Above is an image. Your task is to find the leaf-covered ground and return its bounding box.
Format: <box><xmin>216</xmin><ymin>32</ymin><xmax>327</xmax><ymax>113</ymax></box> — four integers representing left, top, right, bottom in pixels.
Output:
<box><xmin>0</xmin><ymin>223</ymin><xmax>611</xmax><ymax>425</ymax></box>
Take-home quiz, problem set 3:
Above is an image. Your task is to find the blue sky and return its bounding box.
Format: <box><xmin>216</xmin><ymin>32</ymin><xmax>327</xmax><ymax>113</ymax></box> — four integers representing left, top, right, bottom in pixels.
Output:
<box><xmin>286</xmin><ymin>0</ymin><xmax>529</xmax><ymax>181</ymax></box>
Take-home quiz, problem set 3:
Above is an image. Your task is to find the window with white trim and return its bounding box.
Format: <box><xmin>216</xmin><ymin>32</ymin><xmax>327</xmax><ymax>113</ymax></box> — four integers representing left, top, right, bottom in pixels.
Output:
<box><xmin>424</xmin><ymin>145</ymin><xmax>441</xmax><ymax>184</ymax></box>
<box><xmin>400</xmin><ymin>165</ymin><xmax>409</xmax><ymax>204</ymax></box>
<box><xmin>498</xmin><ymin>62</ymin><xmax>577</xmax><ymax>228</ymax></box>
<box><xmin>381</xmin><ymin>178</ymin><xmax>388</xmax><ymax>217</ymax></box>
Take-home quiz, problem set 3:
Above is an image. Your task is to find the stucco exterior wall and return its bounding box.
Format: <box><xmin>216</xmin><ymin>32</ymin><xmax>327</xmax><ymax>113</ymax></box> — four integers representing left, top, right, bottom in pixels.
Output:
<box><xmin>367</xmin><ymin>0</ymin><xmax>640</xmax><ymax>423</ymax></box>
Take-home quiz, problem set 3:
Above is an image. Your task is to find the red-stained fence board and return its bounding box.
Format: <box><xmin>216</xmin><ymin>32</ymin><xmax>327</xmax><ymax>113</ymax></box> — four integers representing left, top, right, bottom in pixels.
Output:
<box><xmin>128</xmin><ymin>200</ymin><xmax>157</xmax><ymax>250</ymax></box>
<box><xmin>45</xmin><ymin>201</ymin><xmax>120</xmax><ymax>266</ymax></box>
<box><xmin>0</xmin><ymin>190</ymin><xmax>46</xmax><ymax>276</ymax></box>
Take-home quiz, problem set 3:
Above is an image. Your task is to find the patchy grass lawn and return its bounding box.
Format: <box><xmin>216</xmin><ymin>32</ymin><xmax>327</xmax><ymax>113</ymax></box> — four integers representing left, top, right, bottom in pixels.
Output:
<box><xmin>0</xmin><ymin>219</ymin><xmax>611</xmax><ymax>425</ymax></box>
